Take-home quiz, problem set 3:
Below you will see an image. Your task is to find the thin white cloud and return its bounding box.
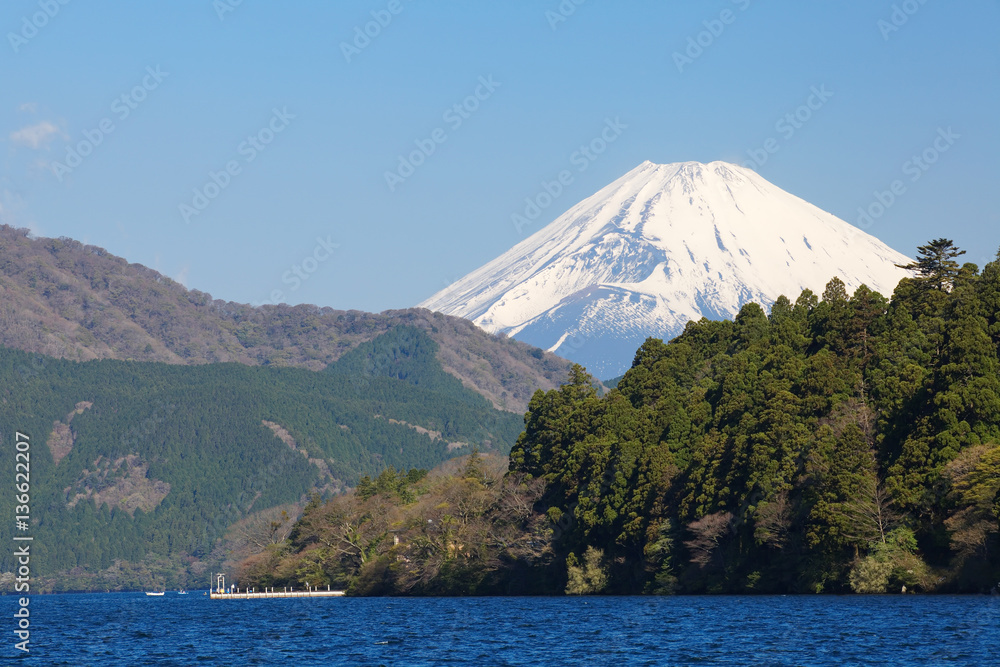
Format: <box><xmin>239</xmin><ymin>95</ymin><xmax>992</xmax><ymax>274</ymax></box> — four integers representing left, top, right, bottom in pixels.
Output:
<box><xmin>18</xmin><ymin>103</ymin><xmax>38</xmax><ymax>113</ymax></box>
<box><xmin>0</xmin><ymin>189</ymin><xmax>39</xmax><ymax>235</ymax></box>
<box><xmin>10</xmin><ymin>121</ymin><xmax>61</xmax><ymax>149</ymax></box>
<box><xmin>174</xmin><ymin>263</ymin><xmax>190</xmax><ymax>287</ymax></box>
<box><xmin>0</xmin><ymin>189</ymin><xmax>15</xmax><ymax>223</ymax></box>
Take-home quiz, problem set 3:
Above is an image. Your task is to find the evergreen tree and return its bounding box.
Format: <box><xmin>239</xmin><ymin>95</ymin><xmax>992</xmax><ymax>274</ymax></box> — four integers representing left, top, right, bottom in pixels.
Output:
<box><xmin>895</xmin><ymin>238</ymin><xmax>966</xmax><ymax>291</ymax></box>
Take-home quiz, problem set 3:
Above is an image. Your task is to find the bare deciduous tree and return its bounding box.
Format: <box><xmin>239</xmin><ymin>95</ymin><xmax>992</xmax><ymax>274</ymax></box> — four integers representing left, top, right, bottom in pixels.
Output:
<box><xmin>237</xmin><ymin>507</ymin><xmax>295</xmax><ymax>552</ymax></box>
<box><xmin>754</xmin><ymin>491</ymin><xmax>792</xmax><ymax>549</ymax></box>
<box><xmin>839</xmin><ymin>473</ymin><xmax>897</xmax><ymax>546</ymax></box>
<box><xmin>684</xmin><ymin>511</ymin><xmax>734</xmax><ymax>565</ymax></box>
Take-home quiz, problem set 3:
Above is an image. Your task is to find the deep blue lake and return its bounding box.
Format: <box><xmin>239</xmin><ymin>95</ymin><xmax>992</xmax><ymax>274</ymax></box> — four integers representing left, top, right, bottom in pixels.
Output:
<box><xmin>3</xmin><ymin>593</ymin><xmax>998</xmax><ymax>665</ymax></box>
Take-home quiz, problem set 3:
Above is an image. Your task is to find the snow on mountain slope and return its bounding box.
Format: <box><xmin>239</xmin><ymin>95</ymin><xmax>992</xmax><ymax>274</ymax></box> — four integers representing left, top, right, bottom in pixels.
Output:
<box><xmin>419</xmin><ymin>161</ymin><xmax>913</xmax><ymax>378</ymax></box>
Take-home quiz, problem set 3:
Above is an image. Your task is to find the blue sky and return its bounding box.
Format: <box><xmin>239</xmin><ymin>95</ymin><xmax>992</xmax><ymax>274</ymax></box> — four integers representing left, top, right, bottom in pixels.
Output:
<box><xmin>2</xmin><ymin>0</ymin><xmax>998</xmax><ymax>311</ymax></box>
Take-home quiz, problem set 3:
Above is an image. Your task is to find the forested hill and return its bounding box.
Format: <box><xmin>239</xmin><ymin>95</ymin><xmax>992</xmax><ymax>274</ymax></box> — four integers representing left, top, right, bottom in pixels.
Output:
<box><xmin>0</xmin><ymin>224</ymin><xmax>571</xmax><ymax>413</ymax></box>
<box><xmin>250</xmin><ymin>241</ymin><xmax>1000</xmax><ymax>595</ymax></box>
<box><xmin>0</xmin><ymin>325</ymin><xmax>523</xmax><ymax>591</ymax></box>
<box><xmin>510</xmin><ymin>240</ymin><xmax>1000</xmax><ymax>593</ymax></box>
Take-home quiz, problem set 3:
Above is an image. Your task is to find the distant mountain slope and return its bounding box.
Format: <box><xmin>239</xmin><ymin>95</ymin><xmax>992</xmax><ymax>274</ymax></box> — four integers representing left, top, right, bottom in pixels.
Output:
<box><xmin>0</xmin><ymin>225</ymin><xmax>570</xmax><ymax>412</ymax></box>
<box><xmin>420</xmin><ymin>161</ymin><xmax>913</xmax><ymax>377</ymax></box>
<box><xmin>329</xmin><ymin>325</ymin><xmax>481</xmax><ymax>402</ymax></box>
<box><xmin>0</xmin><ymin>325</ymin><xmax>523</xmax><ymax>588</ymax></box>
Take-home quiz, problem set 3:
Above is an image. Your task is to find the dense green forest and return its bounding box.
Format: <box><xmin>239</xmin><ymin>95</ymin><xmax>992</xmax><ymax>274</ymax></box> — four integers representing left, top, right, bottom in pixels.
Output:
<box><xmin>250</xmin><ymin>240</ymin><xmax>1000</xmax><ymax>595</ymax></box>
<box><xmin>0</xmin><ymin>325</ymin><xmax>522</xmax><ymax>590</ymax></box>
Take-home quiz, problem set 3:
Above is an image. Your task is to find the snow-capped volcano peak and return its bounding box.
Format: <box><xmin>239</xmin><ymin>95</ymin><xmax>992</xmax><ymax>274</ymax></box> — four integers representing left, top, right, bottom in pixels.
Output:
<box><xmin>419</xmin><ymin>160</ymin><xmax>912</xmax><ymax>377</ymax></box>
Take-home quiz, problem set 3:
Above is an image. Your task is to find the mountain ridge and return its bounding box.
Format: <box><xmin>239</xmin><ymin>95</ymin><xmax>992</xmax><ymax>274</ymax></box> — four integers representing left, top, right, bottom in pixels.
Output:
<box><xmin>0</xmin><ymin>225</ymin><xmax>571</xmax><ymax>413</ymax></box>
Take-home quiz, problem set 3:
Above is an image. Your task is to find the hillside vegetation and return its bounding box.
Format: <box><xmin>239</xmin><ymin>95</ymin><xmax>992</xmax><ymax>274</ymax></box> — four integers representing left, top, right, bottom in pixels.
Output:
<box><xmin>249</xmin><ymin>241</ymin><xmax>1000</xmax><ymax>595</ymax></box>
<box><xmin>0</xmin><ymin>225</ymin><xmax>571</xmax><ymax>412</ymax></box>
<box><xmin>0</xmin><ymin>326</ymin><xmax>522</xmax><ymax>591</ymax></box>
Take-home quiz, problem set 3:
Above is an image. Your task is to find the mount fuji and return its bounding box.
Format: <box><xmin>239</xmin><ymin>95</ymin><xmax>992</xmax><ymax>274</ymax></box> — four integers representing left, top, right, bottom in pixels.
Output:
<box><xmin>419</xmin><ymin>161</ymin><xmax>913</xmax><ymax>378</ymax></box>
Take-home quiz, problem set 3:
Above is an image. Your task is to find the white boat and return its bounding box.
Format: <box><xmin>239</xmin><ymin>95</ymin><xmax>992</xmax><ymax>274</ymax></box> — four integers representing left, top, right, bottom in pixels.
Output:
<box><xmin>177</xmin><ymin>590</ymin><xmax>188</xmax><ymax>595</ymax></box>
<box><xmin>145</xmin><ymin>591</ymin><xmax>165</xmax><ymax>596</ymax></box>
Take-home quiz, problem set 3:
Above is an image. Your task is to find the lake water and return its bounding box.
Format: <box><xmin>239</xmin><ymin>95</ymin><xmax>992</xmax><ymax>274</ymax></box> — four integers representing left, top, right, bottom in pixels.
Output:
<box><xmin>4</xmin><ymin>593</ymin><xmax>998</xmax><ymax>665</ymax></box>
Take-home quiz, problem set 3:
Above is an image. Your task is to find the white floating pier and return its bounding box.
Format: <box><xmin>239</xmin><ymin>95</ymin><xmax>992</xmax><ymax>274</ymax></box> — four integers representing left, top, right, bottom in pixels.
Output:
<box><xmin>210</xmin><ymin>587</ymin><xmax>345</xmax><ymax>600</ymax></box>
<box><xmin>210</xmin><ymin>573</ymin><xmax>344</xmax><ymax>600</ymax></box>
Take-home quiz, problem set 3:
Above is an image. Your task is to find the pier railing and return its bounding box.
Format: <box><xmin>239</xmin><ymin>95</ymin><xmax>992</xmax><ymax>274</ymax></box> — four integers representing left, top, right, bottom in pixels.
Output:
<box><xmin>210</xmin><ymin>586</ymin><xmax>345</xmax><ymax>600</ymax></box>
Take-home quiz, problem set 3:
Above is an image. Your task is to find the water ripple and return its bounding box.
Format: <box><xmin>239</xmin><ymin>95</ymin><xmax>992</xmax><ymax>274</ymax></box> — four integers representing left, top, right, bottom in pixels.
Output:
<box><xmin>3</xmin><ymin>593</ymin><xmax>998</xmax><ymax>665</ymax></box>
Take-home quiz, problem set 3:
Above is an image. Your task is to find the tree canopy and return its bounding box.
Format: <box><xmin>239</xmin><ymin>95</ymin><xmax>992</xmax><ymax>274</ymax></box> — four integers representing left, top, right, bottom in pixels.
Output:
<box><xmin>895</xmin><ymin>238</ymin><xmax>967</xmax><ymax>291</ymax></box>
<box><xmin>262</xmin><ymin>241</ymin><xmax>1000</xmax><ymax>595</ymax></box>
